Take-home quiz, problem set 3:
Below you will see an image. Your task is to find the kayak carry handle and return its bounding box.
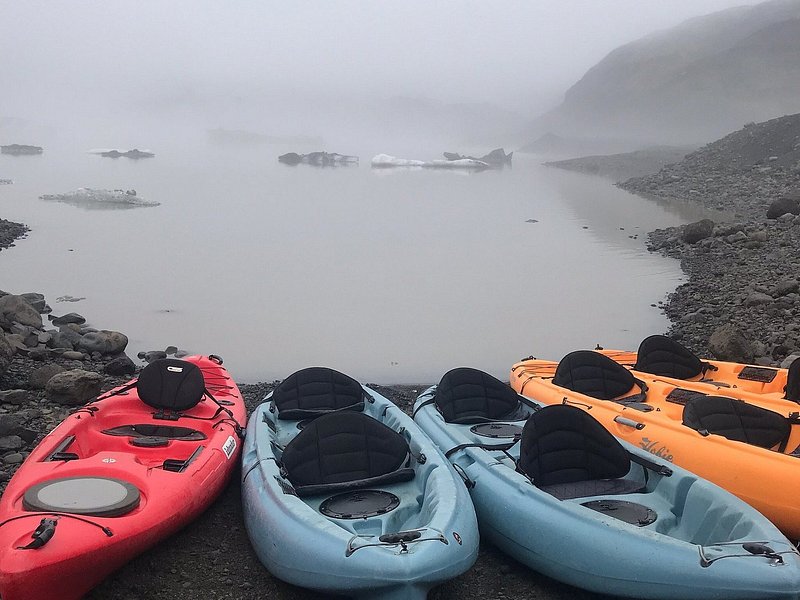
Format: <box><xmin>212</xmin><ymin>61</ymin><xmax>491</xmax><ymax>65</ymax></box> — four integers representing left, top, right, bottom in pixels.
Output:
<box><xmin>17</xmin><ymin>518</ymin><xmax>58</xmax><ymax>550</ymax></box>
<box><xmin>614</xmin><ymin>416</ymin><xmax>645</xmax><ymax>430</ymax></box>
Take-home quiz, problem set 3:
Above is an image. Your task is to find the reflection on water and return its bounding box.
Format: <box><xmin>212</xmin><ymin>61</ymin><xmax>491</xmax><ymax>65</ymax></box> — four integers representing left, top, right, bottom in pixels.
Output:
<box><xmin>1</xmin><ymin>141</ymin><xmax>701</xmax><ymax>384</ymax></box>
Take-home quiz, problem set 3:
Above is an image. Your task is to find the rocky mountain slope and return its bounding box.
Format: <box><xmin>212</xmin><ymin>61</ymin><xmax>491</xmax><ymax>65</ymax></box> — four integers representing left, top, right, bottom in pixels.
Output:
<box><xmin>531</xmin><ymin>0</ymin><xmax>800</xmax><ymax>145</ymax></box>
<box><xmin>620</xmin><ymin>112</ymin><xmax>800</xmax><ymax>218</ymax></box>
<box><xmin>617</xmin><ymin>112</ymin><xmax>800</xmax><ymax>365</ymax></box>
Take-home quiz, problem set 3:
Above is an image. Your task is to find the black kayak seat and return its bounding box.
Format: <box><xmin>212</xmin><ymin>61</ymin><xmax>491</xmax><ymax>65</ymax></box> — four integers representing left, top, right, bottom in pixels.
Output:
<box><xmin>635</xmin><ymin>335</ymin><xmax>705</xmax><ymax>380</ymax></box>
<box><xmin>553</xmin><ymin>351</ymin><xmax>637</xmax><ymax>400</ymax></box>
<box><xmin>517</xmin><ymin>404</ymin><xmax>643</xmax><ymax>500</ymax></box>
<box><xmin>434</xmin><ymin>367</ymin><xmax>522</xmax><ymax>424</ymax></box>
<box><xmin>682</xmin><ymin>395</ymin><xmax>791</xmax><ymax>450</ymax></box>
<box><xmin>280</xmin><ymin>411</ymin><xmax>414</xmax><ymax>497</ymax></box>
<box><xmin>136</xmin><ymin>358</ymin><xmax>205</xmax><ymax>412</ymax></box>
<box><xmin>272</xmin><ymin>367</ymin><xmax>365</xmax><ymax>420</ymax></box>
<box><xmin>785</xmin><ymin>358</ymin><xmax>800</xmax><ymax>403</ymax></box>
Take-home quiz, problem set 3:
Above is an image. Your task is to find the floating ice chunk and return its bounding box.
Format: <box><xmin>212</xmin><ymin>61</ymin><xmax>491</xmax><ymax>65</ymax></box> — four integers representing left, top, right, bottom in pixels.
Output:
<box><xmin>39</xmin><ymin>188</ymin><xmax>159</xmax><ymax>210</ymax></box>
<box><xmin>371</xmin><ymin>154</ymin><xmax>489</xmax><ymax>169</ymax></box>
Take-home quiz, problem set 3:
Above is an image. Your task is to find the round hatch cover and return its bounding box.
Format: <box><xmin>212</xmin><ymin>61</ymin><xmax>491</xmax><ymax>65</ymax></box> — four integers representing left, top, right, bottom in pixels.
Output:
<box><xmin>470</xmin><ymin>423</ymin><xmax>523</xmax><ymax>439</ymax></box>
<box><xmin>581</xmin><ymin>499</ymin><xmax>657</xmax><ymax>526</ymax></box>
<box><xmin>23</xmin><ymin>476</ymin><xmax>141</xmax><ymax>517</ymax></box>
<box><xmin>319</xmin><ymin>490</ymin><xmax>400</xmax><ymax>519</ymax></box>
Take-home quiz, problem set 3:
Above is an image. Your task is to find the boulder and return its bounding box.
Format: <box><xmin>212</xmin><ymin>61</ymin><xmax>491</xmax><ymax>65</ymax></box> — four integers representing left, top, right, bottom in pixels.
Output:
<box><xmin>708</xmin><ymin>324</ymin><xmax>755</xmax><ymax>363</ymax></box>
<box><xmin>45</xmin><ymin>369</ymin><xmax>103</xmax><ymax>406</ymax></box>
<box><xmin>2</xmin><ymin>453</ymin><xmax>24</xmax><ymax>465</ymax></box>
<box><xmin>29</xmin><ymin>363</ymin><xmax>66</xmax><ymax>389</ymax></box>
<box><xmin>0</xmin><ymin>414</ymin><xmax>25</xmax><ymax>436</ymax></box>
<box><xmin>0</xmin><ymin>333</ymin><xmax>14</xmax><ymax>376</ymax></box>
<box><xmin>0</xmin><ymin>389</ymin><xmax>30</xmax><ymax>405</ymax></box>
<box><xmin>744</xmin><ymin>292</ymin><xmax>773</xmax><ymax>307</ymax></box>
<box><xmin>767</xmin><ymin>195</ymin><xmax>800</xmax><ymax>219</ymax></box>
<box><xmin>78</xmin><ymin>330</ymin><xmax>128</xmax><ymax>355</ymax></box>
<box><xmin>138</xmin><ymin>350</ymin><xmax>167</xmax><ymax>363</ymax></box>
<box><xmin>20</xmin><ymin>292</ymin><xmax>49</xmax><ymax>313</ymax></box>
<box><xmin>27</xmin><ymin>348</ymin><xmax>53</xmax><ymax>361</ymax></box>
<box><xmin>0</xmin><ymin>294</ymin><xmax>43</xmax><ymax>329</ymax></box>
<box><xmin>682</xmin><ymin>219</ymin><xmax>715</xmax><ymax>244</ymax></box>
<box><xmin>770</xmin><ymin>279</ymin><xmax>800</xmax><ymax>298</ymax></box>
<box><xmin>0</xmin><ymin>436</ymin><xmax>24</xmax><ymax>451</ymax></box>
<box><xmin>104</xmin><ymin>355</ymin><xmax>136</xmax><ymax>376</ymax></box>
<box><xmin>47</xmin><ymin>329</ymin><xmax>82</xmax><ymax>350</ymax></box>
<box><xmin>48</xmin><ymin>312</ymin><xmax>86</xmax><ymax>326</ymax></box>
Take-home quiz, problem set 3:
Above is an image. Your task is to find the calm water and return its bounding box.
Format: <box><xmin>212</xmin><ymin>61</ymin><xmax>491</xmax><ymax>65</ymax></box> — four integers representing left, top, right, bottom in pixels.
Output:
<box><xmin>1</xmin><ymin>133</ymin><xmax>710</xmax><ymax>383</ymax></box>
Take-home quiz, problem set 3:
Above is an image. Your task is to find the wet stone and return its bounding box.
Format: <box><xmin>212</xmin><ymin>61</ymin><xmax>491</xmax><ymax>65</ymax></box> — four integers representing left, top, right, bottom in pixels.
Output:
<box><xmin>2</xmin><ymin>453</ymin><xmax>24</xmax><ymax>465</ymax></box>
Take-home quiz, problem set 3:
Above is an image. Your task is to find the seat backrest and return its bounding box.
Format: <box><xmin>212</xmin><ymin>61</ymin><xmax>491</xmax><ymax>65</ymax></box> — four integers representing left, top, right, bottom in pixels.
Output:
<box><xmin>434</xmin><ymin>367</ymin><xmax>520</xmax><ymax>424</ymax></box>
<box><xmin>634</xmin><ymin>335</ymin><xmax>704</xmax><ymax>380</ymax></box>
<box><xmin>682</xmin><ymin>395</ymin><xmax>790</xmax><ymax>449</ymax></box>
<box><xmin>281</xmin><ymin>411</ymin><xmax>414</xmax><ymax>496</ymax></box>
<box><xmin>272</xmin><ymin>367</ymin><xmax>365</xmax><ymax>420</ymax></box>
<box><xmin>136</xmin><ymin>358</ymin><xmax>205</xmax><ymax>411</ymax></box>
<box><xmin>517</xmin><ymin>404</ymin><xmax>631</xmax><ymax>486</ymax></box>
<box><xmin>553</xmin><ymin>350</ymin><xmax>636</xmax><ymax>400</ymax></box>
<box><xmin>785</xmin><ymin>357</ymin><xmax>800</xmax><ymax>403</ymax></box>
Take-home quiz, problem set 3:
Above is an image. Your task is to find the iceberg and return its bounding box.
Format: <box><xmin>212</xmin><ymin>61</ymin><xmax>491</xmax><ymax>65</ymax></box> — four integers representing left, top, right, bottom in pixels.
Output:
<box><xmin>278</xmin><ymin>151</ymin><xmax>358</xmax><ymax>166</ymax></box>
<box><xmin>87</xmin><ymin>148</ymin><xmax>155</xmax><ymax>158</ymax></box>
<box><xmin>39</xmin><ymin>188</ymin><xmax>159</xmax><ymax>210</ymax></box>
<box><xmin>0</xmin><ymin>178</ymin><xmax>12</xmax><ymax>185</ymax></box>
<box><xmin>443</xmin><ymin>148</ymin><xmax>512</xmax><ymax>165</ymax></box>
<box><xmin>371</xmin><ymin>154</ymin><xmax>489</xmax><ymax>169</ymax></box>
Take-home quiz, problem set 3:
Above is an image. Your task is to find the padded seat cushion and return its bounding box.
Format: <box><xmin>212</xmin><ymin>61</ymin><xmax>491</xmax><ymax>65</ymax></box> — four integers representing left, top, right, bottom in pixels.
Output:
<box><xmin>281</xmin><ymin>411</ymin><xmax>414</xmax><ymax>497</ymax></box>
<box><xmin>635</xmin><ymin>335</ymin><xmax>704</xmax><ymax>380</ymax></box>
<box><xmin>434</xmin><ymin>367</ymin><xmax>521</xmax><ymax>424</ymax></box>
<box><xmin>136</xmin><ymin>358</ymin><xmax>205</xmax><ymax>411</ymax></box>
<box><xmin>518</xmin><ymin>404</ymin><xmax>632</xmax><ymax>488</ymax></box>
<box><xmin>553</xmin><ymin>351</ymin><xmax>636</xmax><ymax>400</ymax></box>
<box><xmin>540</xmin><ymin>478</ymin><xmax>644</xmax><ymax>501</ymax></box>
<box><xmin>272</xmin><ymin>367</ymin><xmax>365</xmax><ymax>420</ymax></box>
<box><xmin>682</xmin><ymin>396</ymin><xmax>790</xmax><ymax>449</ymax></box>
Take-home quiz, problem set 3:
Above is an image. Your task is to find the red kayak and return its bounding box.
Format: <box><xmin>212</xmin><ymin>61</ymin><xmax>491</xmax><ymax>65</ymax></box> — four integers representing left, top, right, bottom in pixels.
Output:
<box><xmin>0</xmin><ymin>355</ymin><xmax>246</xmax><ymax>600</ymax></box>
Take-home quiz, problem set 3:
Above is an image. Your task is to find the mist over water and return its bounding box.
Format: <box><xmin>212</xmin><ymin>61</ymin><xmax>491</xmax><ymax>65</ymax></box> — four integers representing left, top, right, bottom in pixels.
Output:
<box><xmin>0</xmin><ymin>0</ymin><xmax>754</xmax><ymax>382</ymax></box>
<box><xmin>2</xmin><ymin>135</ymin><xmax>714</xmax><ymax>383</ymax></box>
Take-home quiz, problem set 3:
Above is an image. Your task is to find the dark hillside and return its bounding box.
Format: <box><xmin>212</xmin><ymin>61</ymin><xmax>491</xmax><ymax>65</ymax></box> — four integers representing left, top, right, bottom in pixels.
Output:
<box><xmin>619</xmin><ymin>113</ymin><xmax>800</xmax><ymax>218</ymax></box>
<box><xmin>528</xmin><ymin>0</ymin><xmax>800</xmax><ymax>146</ymax></box>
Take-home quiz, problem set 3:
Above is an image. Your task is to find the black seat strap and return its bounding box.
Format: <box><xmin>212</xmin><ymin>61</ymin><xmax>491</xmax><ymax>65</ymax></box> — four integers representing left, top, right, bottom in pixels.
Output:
<box><xmin>444</xmin><ymin>440</ymin><xmax>518</xmax><ymax>459</ymax></box>
<box><xmin>628</xmin><ymin>452</ymin><xmax>673</xmax><ymax>476</ymax></box>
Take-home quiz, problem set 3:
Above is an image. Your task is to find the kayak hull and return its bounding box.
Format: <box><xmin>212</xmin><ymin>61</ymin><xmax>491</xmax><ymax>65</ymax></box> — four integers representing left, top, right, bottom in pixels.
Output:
<box><xmin>242</xmin><ymin>383</ymin><xmax>479</xmax><ymax>599</ymax></box>
<box><xmin>415</xmin><ymin>384</ymin><xmax>800</xmax><ymax>599</ymax></box>
<box><xmin>0</xmin><ymin>355</ymin><xmax>246</xmax><ymax>600</ymax></box>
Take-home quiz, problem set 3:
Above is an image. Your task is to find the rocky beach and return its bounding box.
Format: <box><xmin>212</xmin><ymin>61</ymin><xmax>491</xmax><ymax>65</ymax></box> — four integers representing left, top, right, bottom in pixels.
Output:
<box><xmin>1</xmin><ymin>112</ymin><xmax>799</xmax><ymax>599</ymax></box>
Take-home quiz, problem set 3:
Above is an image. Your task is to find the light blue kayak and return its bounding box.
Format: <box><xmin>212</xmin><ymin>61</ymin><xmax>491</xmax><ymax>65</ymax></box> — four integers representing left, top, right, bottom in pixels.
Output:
<box><xmin>413</xmin><ymin>367</ymin><xmax>800</xmax><ymax>600</ymax></box>
<box><xmin>242</xmin><ymin>367</ymin><xmax>479</xmax><ymax>599</ymax></box>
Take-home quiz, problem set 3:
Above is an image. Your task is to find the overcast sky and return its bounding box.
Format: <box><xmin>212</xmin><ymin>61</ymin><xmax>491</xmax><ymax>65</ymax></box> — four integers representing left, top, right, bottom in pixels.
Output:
<box><xmin>1</xmin><ymin>0</ymin><xmax>763</xmax><ymax>122</ymax></box>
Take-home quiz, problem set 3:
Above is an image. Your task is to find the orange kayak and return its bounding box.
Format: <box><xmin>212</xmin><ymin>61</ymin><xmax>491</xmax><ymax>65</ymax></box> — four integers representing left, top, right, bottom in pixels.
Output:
<box><xmin>595</xmin><ymin>335</ymin><xmax>798</xmax><ymax>401</ymax></box>
<box><xmin>511</xmin><ymin>350</ymin><xmax>800</xmax><ymax>539</ymax></box>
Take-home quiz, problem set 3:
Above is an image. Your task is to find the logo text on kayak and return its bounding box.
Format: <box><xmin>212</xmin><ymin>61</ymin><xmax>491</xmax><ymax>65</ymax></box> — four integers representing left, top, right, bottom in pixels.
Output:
<box><xmin>639</xmin><ymin>437</ymin><xmax>673</xmax><ymax>462</ymax></box>
<box><xmin>222</xmin><ymin>435</ymin><xmax>236</xmax><ymax>459</ymax></box>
